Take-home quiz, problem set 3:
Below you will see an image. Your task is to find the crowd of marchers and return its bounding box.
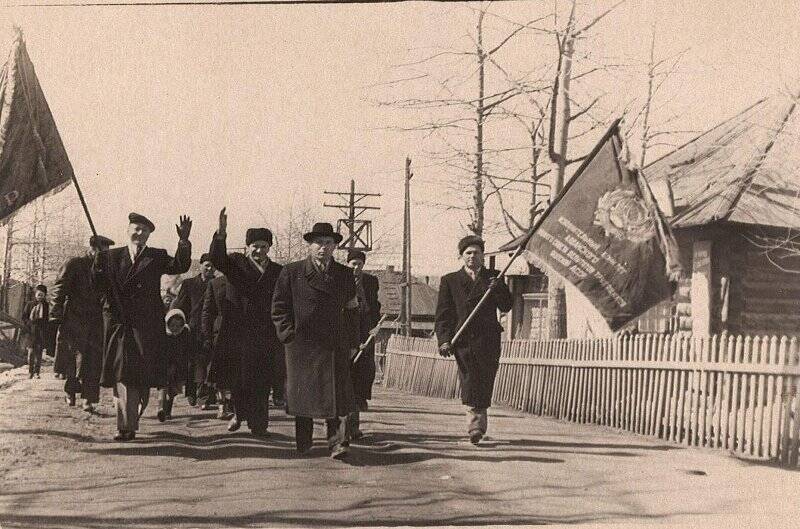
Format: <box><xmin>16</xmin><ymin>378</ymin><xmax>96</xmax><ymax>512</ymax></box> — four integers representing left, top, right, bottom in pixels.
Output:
<box><xmin>21</xmin><ymin>208</ymin><xmax>511</xmax><ymax>459</ymax></box>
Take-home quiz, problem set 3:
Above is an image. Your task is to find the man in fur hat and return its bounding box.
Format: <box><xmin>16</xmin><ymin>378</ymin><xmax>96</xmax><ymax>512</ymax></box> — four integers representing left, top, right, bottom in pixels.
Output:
<box><xmin>208</xmin><ymin>208</ymin><xmax>283</xmax><ymax>437</ymax></box>
<box><xmin>93</xmin><ymin>212</ymin><xmax>192</xmax><ymax>441</ymax></box>
<box><xmin>50</xmin><ymin>234</ymin><xmax>114</xmax><ymax>411</ymax></box>
<box><xmin>272</xmin><ymin>222</ymin><xmax>360</xmax><ymax>459</ymax></box>
<box><xmin>435</xmin><ymin>235</ymin><xmax>512</xmax><ymax>445</ymax></box>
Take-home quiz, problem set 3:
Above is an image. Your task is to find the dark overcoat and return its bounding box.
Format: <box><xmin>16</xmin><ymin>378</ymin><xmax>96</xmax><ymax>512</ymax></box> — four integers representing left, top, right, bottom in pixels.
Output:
<box><xmin>271</xmin><ymin>257</ymin><xmax>359</xmax><ymax>418</ymax></box>
<box><xmin>351</xmin><ymin>271</ymin><xmax>381</xmax><ymax>400</ymax></box>
<box><xmin>171</xmin><ymin>273</ymin><xmax>213</xmax><ymax>384</ymax></box>
<box><xmin>22</xmin><ymin>300</ymin><xmax>49</xmax><ymax>350</ymax></box>
<box><xmin>435</xmin><ymin>267</ymin><xmax>512</xmax><ymax>409</ymax></box>
<box><xmin>50</xmin><ymin>255</ymin><xmax>105</xmax><ymax>381</ymax></box>
<box><xmin>207</xmin><ymin>236</ymin><xmax>283</xmax><ymax>397</ymax></box>
<box><xmin>201</xmin><ymin>275</ymin><xmax>230</xmax><ymax>385</ymax></box>
<box><xmin>93</xmin><ymin>243</ymin><xmax>192</xmax><ymax>388</ymax></box>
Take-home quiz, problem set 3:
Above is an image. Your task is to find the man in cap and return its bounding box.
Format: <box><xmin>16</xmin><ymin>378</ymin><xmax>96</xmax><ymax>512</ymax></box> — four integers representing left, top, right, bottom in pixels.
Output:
<box><xmin>435</xmin><ymin>235</ymin><xmax>512</xmax><ymax>445</ymax></box>
<box><xmin>93</xmin><ymin>212</ymin><xmax>192</xmax><ymax>441</ymax></box>
<box><xmin>272</xmin><ymin>222</ymin><xmax>360</xmax><ymax>459</ymax></box>
<box><xmin>345</xmin><ymin>250</ymin><xmax>381</xmax><ymax>440</ymax></box>
<box><xmin>50</xmin><ymin>234</ymin><xmax>115</xmax><ymax>411</ymax></box>
<box><xmin>22</xmin><ymin>285</ymin><xmax>50</xmax><ymax>379</ymax></box>
<box><xmin>208</xmin><ymin>208</ymin><xmax>283</xmax><ymax>437</ymax></box>
<box><xmin>171</xmin><ymin>252</ymin><xmax>217</xmax><ymax>408</ymax></box>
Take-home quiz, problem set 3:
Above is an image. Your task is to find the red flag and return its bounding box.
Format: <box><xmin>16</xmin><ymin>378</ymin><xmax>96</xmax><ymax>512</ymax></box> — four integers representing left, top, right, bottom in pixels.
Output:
<box><xmin>524</xmin><ymin>121</ymin><xmax>681</xmax><ymax>331</ymax></box>
<box><xmin>0</xmin><ymin>29</ymin><xmax>72</xmax><ymax>222</ymax></box>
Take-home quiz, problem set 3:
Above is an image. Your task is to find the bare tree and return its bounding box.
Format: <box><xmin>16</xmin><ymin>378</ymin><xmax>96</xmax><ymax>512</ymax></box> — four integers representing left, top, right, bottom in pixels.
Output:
<box><xmin>373</xmin><ymin>2</ymin><xmax>550</xmax><ymax>238</ymax></box>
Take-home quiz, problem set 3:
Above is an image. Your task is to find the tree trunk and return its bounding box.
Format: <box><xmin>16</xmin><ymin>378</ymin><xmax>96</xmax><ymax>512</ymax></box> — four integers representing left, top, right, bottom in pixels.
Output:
<box><xmin>547</xmin><ymin>33</ymin><xmax>575</xmax><ymax>340</ymax></box>
<box><xmin>472</xmin><ymin>10</ymin><xmax>486</xmax><ymax>238</ymax></box>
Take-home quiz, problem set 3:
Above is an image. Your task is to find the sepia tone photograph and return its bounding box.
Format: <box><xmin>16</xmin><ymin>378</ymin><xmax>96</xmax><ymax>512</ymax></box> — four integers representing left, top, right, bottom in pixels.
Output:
<box><xmin>0</xmin><ymin>0</ymin><xmax>798</xmax><ymax>527</ymax></box>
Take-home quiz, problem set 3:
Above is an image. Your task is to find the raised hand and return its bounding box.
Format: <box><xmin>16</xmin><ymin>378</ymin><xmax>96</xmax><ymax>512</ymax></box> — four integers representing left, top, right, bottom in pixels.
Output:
<box><xmin>218</xmin><ymin>207</ymin><xmax>227</xmax><ymax>237</ymax></box>
<box><xmin>176</xmin><ymin>215</ymin><xmax>192</xmax><ymax>241</ymax></box>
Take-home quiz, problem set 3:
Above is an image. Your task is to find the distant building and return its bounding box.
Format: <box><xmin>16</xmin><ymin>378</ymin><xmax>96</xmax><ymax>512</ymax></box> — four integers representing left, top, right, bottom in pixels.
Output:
<box><xmin>368</xmin><ymin>265</ymin><xmax>438</xmax><ymax>338</ymax></box>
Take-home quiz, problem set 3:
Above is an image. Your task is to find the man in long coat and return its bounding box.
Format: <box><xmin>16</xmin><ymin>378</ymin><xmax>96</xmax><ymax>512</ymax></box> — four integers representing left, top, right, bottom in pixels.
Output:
<box><xmin>272</xmin><ymin>222</ymin><xmax>360</xmax><ymax>459</ymax></box>
<box><xmin>435</xmin><ymin>235</ymin><xmax>512</xmax><ymax>445</ymax></box>
<box><xmin>345</xmin><ymin>250</ymin><xmax>381</xmax><ymax>439</ymax></box>
<box><xmin>208</xmin><ymin>208</ymin><xmax>283</xmax><ymax>437</ymax></box>
<box><xmin>93</xmin><ymin>212</ymin><xmax>192</xmax><ymax>441</ymax></box>
<box><xmin>201</xmin><ymin>274</ymin><xmax>235</xmax><ymax>419</ymax></box>
<box><xmin>50</xmin><ymin>234</ymin><xmax>114</xmax><ymax>412</ymax></box>
<box><xmin>171</xmin><ymin>253</ymin><xmax>216</xmax><ymax>408</ymax></box>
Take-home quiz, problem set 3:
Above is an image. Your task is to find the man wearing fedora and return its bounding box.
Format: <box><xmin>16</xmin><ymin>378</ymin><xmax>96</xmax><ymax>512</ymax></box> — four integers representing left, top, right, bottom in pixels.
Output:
<box><xmin>50</xmin><ymin>234</ymin><xmax>115</xmax><ymax>412</ymax></box>
<box><xmin>345</xmin><ymin>250</ymin><xmax>381</xmax><ymax>440</ymax></box>
<box><xmin>209</xmin><ymin>208</ymin><xmax>283</xmax><ymax>437</ymax></box>
<box><xmin>171</xmin><ymin>252</ymin><xmax>217</xmax><ymax>409</ymax></box>
<box><xmin>435</xmin><ymin>235</ymin><xmax>512</xmax><ymax>445</ymax></box>
<box><xmin>93</xmin><ymin>212</ymin><xmax>192</xmax><ymax>441</ymax></box>
<box><xmin>272</xmin><ymin>221</ymin><xmax>360</xmax><ymax>459</ymax></box>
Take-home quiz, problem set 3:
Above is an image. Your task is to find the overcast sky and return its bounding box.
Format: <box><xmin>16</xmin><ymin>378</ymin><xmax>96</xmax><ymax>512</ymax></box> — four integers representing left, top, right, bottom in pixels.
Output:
<box><xmin>1</xmin><ymin>1</ymin><xmax>798</xmax><ymax>275</ymax></box>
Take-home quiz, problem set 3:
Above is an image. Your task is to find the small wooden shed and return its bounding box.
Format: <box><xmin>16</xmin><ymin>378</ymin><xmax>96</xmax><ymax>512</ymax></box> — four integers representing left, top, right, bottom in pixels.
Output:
<box><xmin>641</xmin><ymin>94</ymin><xmax>800</xmax><ymax>336</ymax></box>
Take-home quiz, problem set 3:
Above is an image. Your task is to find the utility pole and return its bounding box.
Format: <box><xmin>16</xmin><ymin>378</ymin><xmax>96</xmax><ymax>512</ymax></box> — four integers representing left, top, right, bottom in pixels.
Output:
<box><xmin>323</xmin><ymin>180</ymin><xmax>381</xmax><ymax>251</ymax></box>
<box><xmin>401</xmin><ymin>157</ymin><xmax>413</xmax><ymax>336</ymax></box>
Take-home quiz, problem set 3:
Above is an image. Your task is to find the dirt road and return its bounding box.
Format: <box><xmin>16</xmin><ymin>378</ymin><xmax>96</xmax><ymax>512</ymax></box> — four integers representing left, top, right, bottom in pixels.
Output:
<box><xmin>1</xmin><ymin>365</ymin><xmax>797</xmax><ymax>528</ymax></box>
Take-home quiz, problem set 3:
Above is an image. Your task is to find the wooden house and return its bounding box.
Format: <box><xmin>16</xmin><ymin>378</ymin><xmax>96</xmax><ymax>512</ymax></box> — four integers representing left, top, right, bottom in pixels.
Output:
<box><xmin>641</xmin><ymin>94</ymin><xmax>800</xmax><ymax>336</ymax></box>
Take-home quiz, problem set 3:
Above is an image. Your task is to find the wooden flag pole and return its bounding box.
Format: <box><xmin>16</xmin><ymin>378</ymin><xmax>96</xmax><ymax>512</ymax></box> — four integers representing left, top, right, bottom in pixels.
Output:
<box><xmin>352</xmin><ymin>314</ymin><xmax>388</xmax><ymax>364</ymax></box>
<box><xmin>69</xmin><ymin>172</ymin><xmax>98</xmax><ymax>238</ymax></box>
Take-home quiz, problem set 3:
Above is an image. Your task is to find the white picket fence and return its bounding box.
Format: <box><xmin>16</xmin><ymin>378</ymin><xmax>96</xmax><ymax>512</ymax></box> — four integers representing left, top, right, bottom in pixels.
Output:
<box><xmin>384</xmin><ymin>333</ymin><xmax>800</xmax><ymax>466</ymax></box>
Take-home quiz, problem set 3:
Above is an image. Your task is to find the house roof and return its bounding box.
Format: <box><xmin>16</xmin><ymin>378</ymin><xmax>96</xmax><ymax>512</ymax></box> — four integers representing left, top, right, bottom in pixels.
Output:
<box><xmin>367</xmin><ymin>267</ymin><xmax>438</xmax><ymax>317</ymax></box>
<box><xmin>644</xmin><ymin>94</ymin><xmax>800</xmax><ymax>229</ymax></box>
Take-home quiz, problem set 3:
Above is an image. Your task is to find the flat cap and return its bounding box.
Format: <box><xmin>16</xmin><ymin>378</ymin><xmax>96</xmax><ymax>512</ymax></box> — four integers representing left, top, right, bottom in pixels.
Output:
<box><xmin>128</xmin><ymin>212</ymin><xmax>155</xmax><ymax>232</ymax></box>
<box><xmin>347</xmin><ymin>250</ymin><xmax>366</xmax><ymax>263</ymax></box>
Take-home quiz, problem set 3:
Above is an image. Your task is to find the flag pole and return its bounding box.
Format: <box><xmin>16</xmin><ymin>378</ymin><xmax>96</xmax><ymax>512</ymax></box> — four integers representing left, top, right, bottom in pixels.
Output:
<box><xmin>68</xmin><ymin>172</ymin><xmax>98</xmax><ymax>238</ymax></box>
<box><xmin>449</xmin><ymin>118</ymin><xmax>623</xmax><ymax>346</ymax></box>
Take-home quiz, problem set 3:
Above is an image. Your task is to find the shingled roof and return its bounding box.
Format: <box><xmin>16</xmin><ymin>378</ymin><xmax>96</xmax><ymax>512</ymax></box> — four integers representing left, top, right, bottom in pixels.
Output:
<box><xmin>644</xmin><ymin>94</ymin><xmax>800</xmax><ymax>229</ymax></box>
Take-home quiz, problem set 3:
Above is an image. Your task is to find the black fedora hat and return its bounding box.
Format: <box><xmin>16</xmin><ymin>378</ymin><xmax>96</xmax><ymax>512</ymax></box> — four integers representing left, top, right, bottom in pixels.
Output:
<box><xmin>303</xmin><ymin>222</ymin><xmax>343</xmax><ymax>244</ymax></box>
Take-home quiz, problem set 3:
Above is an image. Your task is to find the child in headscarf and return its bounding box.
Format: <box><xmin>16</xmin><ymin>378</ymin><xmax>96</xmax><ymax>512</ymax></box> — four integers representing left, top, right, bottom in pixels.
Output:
<box><xmin>158</xmin><ymin>309</ymin><xmax>190</xmax><ymax>422</ymax></box>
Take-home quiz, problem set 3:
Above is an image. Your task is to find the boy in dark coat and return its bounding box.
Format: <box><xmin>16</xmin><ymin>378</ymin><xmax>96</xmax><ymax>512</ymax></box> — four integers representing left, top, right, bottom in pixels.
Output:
<box><xmin>209</xmin><ymin>208</ymin><xmax>283</xmax><ymax>437</ymax></box>
<box><xmin>435</xmin><ymin>235</ymin><xmax>512</xmax><ymax>445</ymax></box>
<box><xmin>272</xmin><ymin>222</ymin><xmax>360</xmax><ymax>459</ymax></box>
<box><xmin>92</xmin><ymin>212</ymin><xmax>192</xmax><ymax>441</ymax></box>
<box><xmin>22</xmin><ymin>285</ymin><xmax>50</xmax><ymax>379</ymax></box>
<box><xmin>158</xmin><ymin>309</ymin><xmax>190</xmax><ymax>421</ymax></box>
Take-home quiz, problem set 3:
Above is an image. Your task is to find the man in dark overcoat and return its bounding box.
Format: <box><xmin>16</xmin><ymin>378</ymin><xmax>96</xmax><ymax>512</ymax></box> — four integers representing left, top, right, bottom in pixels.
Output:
<box><xmin>171</xmin><ymin>252</ymin><xmax>216</xmax><ymax>408</ymax></box>
<box><xmin>435</xmin><ymin>235</ymin><xmax>512</xmax><ymax>445</ymax></box>
<box><xmin>22</xmin><ymin>285</ymin><xmax>50</xmax><ymax>379</ymax></box>
<box><xmin>345</xmin><ymin>250</ymin><xmax>381</xmax><ymax>440</ymax></box>
<box><xmin>93</xmin><ymin>212</ymin><xmax>192</xmax><ymax>441</ymax></box>
<box><xmin>50</xmin><ymin>234</ymin><xmax>114</xmax><ymax>411</ymax></box>
<box><xmin>201</xmin><ymin>274</ymin><xmax>235</xmax><ymax>419</ymax></box>
<box><xmin>272</xmin><ymin>222</ymin><xmax>360</xmax><ymax>459</ymax></box>
<box><xmin>208</xmin><ymin>208</ymin><xmax>283</xmax><ymax>437</ymax></box>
